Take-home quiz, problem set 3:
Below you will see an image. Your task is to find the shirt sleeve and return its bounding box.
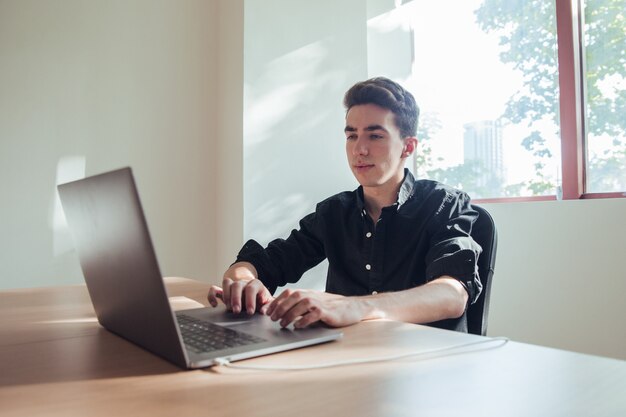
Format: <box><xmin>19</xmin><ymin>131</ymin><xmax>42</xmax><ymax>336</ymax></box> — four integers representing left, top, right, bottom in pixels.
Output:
<box><xmin>235</xmin><ymin>210</ymin><xmax>326</xmax><ymax>294</ymax></box>
<box><xmin>424</xmin><ymin>189</ymin><xmax>483</xmax><ymax>304</ymax></box>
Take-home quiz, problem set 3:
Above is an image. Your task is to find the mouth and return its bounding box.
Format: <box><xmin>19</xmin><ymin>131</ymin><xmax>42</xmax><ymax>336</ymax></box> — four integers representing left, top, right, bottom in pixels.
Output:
<box><xmin>353</xmin><ymin>163</ymin><xmax>374</xmax><ymax>172</ymax></box>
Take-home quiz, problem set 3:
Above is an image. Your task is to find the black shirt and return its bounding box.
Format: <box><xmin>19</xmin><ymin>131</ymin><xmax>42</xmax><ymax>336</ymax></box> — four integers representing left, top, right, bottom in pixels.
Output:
<box><xmin>236</xmin><ymin>169</ymin><xmax>483</xmax><ymax>332</ymax></box>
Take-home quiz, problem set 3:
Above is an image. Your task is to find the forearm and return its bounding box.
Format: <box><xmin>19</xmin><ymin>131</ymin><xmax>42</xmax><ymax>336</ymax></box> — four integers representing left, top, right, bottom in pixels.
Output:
<box><xmin>354</xmin><ymin>276</ymin><xmax>469</xmax><ymax>324</ymax></box>
<box><xmin>263</xmin><ymin>276</ymin><xmax>468</xmax><ymax>329</ymax></box>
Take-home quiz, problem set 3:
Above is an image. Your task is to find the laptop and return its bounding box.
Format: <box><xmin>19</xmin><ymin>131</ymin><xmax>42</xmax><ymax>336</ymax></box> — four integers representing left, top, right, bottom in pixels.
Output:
<box><xmin>57</xmin><ymin>167</ymin><xmax>342</xmax><ymax>369</ymax></box>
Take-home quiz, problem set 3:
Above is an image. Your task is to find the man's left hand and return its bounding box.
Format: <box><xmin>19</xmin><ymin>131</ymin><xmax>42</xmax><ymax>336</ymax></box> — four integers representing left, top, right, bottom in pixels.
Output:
<box><xmin>265</xmin><ymin>289</ymin><xmax>363</xmax><ymax>328</ymax></box>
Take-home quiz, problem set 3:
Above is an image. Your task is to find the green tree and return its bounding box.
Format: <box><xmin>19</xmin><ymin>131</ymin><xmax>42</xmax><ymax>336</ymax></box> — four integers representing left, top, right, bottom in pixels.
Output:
<box><xmin>583</xmin><ymin>0</ymin><xmax>626</xmax><ymax>191</ymax></box>
<box><xmin>428</xmin><ymin>160</ymin><xmax>498</xmax><ymax>199</ymax></box>
<box><xmin>475</xmin><ymin>0</ymin><xmax>626</xmax><ymax>193</ymax></box>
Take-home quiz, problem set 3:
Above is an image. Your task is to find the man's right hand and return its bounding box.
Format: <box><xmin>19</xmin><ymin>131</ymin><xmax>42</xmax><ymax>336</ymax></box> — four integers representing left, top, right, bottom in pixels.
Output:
<box><xmin>207</xmin><ymin>262</ymin><xmax>274</xmax><ymax>315</ymax></box>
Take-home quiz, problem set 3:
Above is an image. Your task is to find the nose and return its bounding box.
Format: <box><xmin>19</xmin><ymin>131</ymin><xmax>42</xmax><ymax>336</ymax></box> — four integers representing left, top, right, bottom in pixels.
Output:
<box><xmin>351</xmin><ymin>135</ymin><xmax>368</xmax><ymax>156</ymax></box>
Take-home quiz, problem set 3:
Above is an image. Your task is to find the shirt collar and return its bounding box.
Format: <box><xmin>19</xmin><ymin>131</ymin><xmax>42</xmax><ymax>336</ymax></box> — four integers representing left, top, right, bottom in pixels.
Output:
<box><xmin>356</xmin><ymin>168</ymin><xmax>416</xmax><ymax>213</ymax></box>
<box><xmin>397</xmin><ymin>168</ymin><xmax>416</xmax><ymax>207</ymax></box>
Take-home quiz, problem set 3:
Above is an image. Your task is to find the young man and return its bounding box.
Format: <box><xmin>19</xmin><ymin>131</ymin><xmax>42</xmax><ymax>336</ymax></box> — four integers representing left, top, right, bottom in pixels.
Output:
<box><xmin>208</xmin><ymin>77</ymin><xmax>482</xmax><ymax>332</ymax></box>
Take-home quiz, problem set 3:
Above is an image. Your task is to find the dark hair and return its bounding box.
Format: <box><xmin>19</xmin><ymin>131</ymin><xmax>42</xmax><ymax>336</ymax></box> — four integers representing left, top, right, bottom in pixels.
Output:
<box><xmin>343</xmin><ymin>77</ymin><xmax>419</xmax><ymax>138</ymax></box>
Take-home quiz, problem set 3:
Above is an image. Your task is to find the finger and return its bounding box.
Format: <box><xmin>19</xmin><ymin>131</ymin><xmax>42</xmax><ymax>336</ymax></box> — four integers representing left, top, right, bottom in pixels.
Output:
<box><xmin>258</xmin><ymin>292</ymin><xmax>274</xmax><ymax>315</ymax></box>
<box><xmin>229</xmin><ymin>280</ymin><xmax>247</xmax><ymax>314</ymax></box>
<box><xmin>294</xmin><ymin>305</ymin><xmax>323</xmax><ymax>329</ymax></box>
<box><xmin>268</xmin><ymin>290</ymin><xmax>300</xmax><ymax>321</ymax></box>
<box><xmin>279</xmin><ymin>298</ymin><xmax>317</xmax><ymax>328</ymax></box>
<box><xmin>265</xmin><ymin>288</ymin><xmax>295</xmax><ymax>317</ymax></box>
<box><xmin>207</xmin><ymin>286</ymin><xmax>224</xmax><ymax>307</ymax></box>
<box><xmin>259</xmin><ymin>302</ymin><xmax>271</xmax><ymax>315</ymax></box>
<box><xmin>221</xmin><ymin>278</ymin><xmax>234</xmax><ymax>310</ymax></box>
<box><xmin>243</xmin><ymin>281</ymin><xmax>264</xmax><ymax>315</ymax></box>
<box><xmin>265</xmin><ymin>298</ymin><xmax>276</xmax><ymax>317</ymax></box>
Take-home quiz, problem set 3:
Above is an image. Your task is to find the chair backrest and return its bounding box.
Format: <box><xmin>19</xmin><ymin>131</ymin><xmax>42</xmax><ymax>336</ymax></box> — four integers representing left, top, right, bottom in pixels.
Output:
<box><xmin>467</xmin><ymin>204</ymin><xmax>498</xmax><ymax>336</ymax></box>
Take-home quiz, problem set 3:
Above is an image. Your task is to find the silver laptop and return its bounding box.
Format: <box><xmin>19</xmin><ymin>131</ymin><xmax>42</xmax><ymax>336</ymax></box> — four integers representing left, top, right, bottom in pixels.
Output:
<box><xmin>57</xmin><ymin>167</ymin><xmax>342</xmax><ymax>369</ymax></box>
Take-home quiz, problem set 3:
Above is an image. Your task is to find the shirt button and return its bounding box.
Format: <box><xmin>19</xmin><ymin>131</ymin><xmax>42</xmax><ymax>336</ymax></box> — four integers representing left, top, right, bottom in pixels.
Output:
<box><xmin>365</xmin><ymin>264</ymin><xmax>371</xmax><ymax>271</ymax></box>
<box><xmin>366</xmin><ymin>232</ymin><xmax>372</xmax><ymax>238</ymax></box>
<box><xmin>371</xmin><ymin>291</ymin><xmax>378</xmax><ymax>295</ymax></box>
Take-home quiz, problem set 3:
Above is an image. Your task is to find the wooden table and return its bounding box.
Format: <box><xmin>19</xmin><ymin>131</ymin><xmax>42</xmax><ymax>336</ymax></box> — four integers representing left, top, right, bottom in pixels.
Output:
<box><xmin>1</xmin><ymin>278</ymin><xmax>625</xmax><ymax>417</ymax></box>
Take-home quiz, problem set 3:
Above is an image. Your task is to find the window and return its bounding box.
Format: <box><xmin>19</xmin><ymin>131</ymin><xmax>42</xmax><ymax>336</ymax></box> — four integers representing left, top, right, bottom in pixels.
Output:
<box><xmin>366</xmin><ymin>0</ymin><xmax>625</xmax><ymax>201</ymax></box>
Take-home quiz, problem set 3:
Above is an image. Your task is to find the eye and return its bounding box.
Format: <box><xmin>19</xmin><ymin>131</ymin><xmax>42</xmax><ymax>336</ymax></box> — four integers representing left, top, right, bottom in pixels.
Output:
<box><xmin>369</xmin><ymin>134</ymin><xmax>383</xmax><ymax>140</ymax></box>
<box><xmin>346</xmin><ymin>134</ymin><xmax>357</xmax><ymax>141</ymax></box>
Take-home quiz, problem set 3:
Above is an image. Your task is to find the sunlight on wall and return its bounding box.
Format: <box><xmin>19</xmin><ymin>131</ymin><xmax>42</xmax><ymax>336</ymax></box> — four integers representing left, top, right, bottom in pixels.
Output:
<box><xmin>245</xmin><ymin>40</ymin><xmax>330</xmax><ymax>146</ymax></box>
<box><xmin>252</xmin><ymin>193</ymin><xmax>310</xmax><ymax>244</ymax></box>
<box><xmin>50</xmin><ymin>156</ymin><xmax>85</xmax><ymax>257</ymax></box>
<box><xmin>243</xmin><ymin>33</ymin><xmax>356</xmax><ymax>240</ymax></box>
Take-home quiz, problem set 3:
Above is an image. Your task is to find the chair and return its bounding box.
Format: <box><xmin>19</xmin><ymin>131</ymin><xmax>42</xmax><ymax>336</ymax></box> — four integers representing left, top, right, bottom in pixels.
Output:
<box><xmin>467</xmin><ymin>204</ymin><xmax>498</xmax><ymax>336</ymax></box>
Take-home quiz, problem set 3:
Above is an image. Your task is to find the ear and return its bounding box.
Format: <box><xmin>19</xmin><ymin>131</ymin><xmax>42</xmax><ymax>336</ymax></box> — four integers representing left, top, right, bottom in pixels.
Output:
<box><xmin>401</xmin><ymin>137</ymin><xmax>418</xmax><ymax>158</ymax></box>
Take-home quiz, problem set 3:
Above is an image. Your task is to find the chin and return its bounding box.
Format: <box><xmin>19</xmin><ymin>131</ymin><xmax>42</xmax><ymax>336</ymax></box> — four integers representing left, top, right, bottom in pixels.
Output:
<box><xmin>354</xmin><ymin>178</ymin><xmax>383</xmax><ymax>188</ymax></box>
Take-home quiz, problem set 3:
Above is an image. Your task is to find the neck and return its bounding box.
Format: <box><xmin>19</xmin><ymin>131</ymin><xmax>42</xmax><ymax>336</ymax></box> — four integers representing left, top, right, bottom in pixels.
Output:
<box><xmin>362</xmin><ymin>173</ymin><xmax>404</xmax><ymax>221</ymax></box>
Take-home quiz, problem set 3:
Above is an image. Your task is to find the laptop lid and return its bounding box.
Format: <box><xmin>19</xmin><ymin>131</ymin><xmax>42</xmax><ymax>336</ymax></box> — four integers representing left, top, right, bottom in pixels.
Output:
<box><xmin>58</xmin><ymin>167</ymin><xmax>342</xmax><ymax>369</ymax></box>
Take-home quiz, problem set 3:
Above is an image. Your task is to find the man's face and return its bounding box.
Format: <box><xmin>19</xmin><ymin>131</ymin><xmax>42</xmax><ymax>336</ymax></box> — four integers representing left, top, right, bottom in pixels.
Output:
<box><xmin>345</xmin><ymin>104</ymin><xmax>414</xmax><ymax>191</ymax></box>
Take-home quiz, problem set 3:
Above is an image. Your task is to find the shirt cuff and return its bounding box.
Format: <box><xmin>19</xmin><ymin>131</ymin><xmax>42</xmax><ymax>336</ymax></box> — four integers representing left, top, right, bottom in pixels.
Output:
<box><xmin>425</xmin><ymin>249</ymin><xmax>482</xmax><ymax>304</ymax></box>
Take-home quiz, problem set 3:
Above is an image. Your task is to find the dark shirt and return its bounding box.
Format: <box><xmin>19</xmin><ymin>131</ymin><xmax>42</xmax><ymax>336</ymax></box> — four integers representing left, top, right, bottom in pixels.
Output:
<box><xmin>236</xmin><ymin>169</ymin><xmax>483</xmax><ymax>332</ymax></box>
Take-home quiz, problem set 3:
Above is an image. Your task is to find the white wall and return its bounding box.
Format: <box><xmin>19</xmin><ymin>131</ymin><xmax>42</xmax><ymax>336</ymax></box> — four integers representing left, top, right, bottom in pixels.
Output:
<box><xmin>0</xmin><ymin>0</ymin><xmax>224</xmax><ymax>289</ymax></box>
<box><xmin>483</xmin><ymin>198</ymin><xmax>626</xmax><ymax>359</ymax></box>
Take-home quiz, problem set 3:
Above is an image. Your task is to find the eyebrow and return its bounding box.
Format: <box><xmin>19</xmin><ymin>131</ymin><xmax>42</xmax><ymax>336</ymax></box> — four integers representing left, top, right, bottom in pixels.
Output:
<box><xmin>344</xmin><ymin>124</ymin><xmax>389</xmax><ymax>133</ymax></box>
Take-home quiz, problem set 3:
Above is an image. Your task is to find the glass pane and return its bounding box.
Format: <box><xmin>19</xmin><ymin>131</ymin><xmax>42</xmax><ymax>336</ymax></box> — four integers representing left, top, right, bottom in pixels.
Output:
<box><xmin>366</xmin><ymin>0</ymin><xmax>561</xmax><ymax>199</ymax></box>
<box><xmin>583</xmin><ymin>0</ymin><xmax>626</xmax><ymax>193</ymax></box>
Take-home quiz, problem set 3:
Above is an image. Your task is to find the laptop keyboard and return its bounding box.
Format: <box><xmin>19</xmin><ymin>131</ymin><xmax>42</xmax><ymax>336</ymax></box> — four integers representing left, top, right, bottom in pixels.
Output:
<box><xmin>177</xmin><ymin>314</ymin><xmax>267</xmax><ymax>354</ymax></box>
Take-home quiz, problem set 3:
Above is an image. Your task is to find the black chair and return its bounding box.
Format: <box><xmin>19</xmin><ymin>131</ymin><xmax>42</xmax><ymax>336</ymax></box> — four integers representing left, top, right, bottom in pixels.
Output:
<box><xmin>467</xmin><ymin>205</ymin><xmax>498</xmax><ymax>336</ymax></box>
